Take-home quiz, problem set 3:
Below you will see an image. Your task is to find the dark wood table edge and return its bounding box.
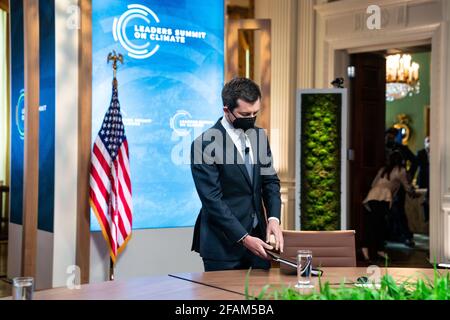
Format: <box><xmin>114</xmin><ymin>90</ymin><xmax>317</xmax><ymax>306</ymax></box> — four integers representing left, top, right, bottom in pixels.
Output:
<box><xmin>168</xmin><ymin>274</ymin><xmax>249</xmax><ymax>299</ymax></box>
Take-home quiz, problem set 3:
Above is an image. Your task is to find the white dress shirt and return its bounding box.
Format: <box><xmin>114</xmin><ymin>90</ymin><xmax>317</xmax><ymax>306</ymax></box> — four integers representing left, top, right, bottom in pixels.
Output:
<box><xmin>221</xmin><ymin>116</ymin><xmax>280</xmax><ymax>229</ymax></box>
<box><xmin>221</xmin><ymin>116</ymin><xmax>254</xmax><ymax>163</ymax></box>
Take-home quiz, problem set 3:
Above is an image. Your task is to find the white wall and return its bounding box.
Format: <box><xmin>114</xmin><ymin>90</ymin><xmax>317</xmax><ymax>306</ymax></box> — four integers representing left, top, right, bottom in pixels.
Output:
<box><xmin>90</xmin><ymin>228</ymin><xmax>203</xmax><ymax>282</ymax></box>
<box><xmin>7</xmin><ymin>223</ymin><xmax>21</xmax><ymax>281</ymax></box>
<box><xmin>7</xmin><ymin>224</ymin><xmax>53</xmax><ymax>290</ymax></box>
<box><xmin>52</xmin><ymin>0</ymin><xmax>79</xmax><ymax>288</ymax></box>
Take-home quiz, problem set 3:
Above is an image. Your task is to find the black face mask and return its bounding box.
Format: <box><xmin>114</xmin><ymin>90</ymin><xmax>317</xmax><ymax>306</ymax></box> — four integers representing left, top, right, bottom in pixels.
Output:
<box><xmin>231</xmin><ymin>111</ymin><xmax>257</xmax><ymax>131</ymax></box>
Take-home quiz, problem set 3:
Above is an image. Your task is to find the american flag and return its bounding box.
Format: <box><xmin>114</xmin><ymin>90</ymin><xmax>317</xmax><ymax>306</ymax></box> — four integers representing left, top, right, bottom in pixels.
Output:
<box><xmin>89</xmin><ymin>85</ymin><xmax>132</xmax><ymax>263</ymax></box>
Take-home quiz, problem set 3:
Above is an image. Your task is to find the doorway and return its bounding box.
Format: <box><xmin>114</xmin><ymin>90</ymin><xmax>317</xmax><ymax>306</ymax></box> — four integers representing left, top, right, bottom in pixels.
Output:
<box><xmin>349</xmin><ymin>46</ymin><xmax>432</xmax><ymax>267</ymax></box>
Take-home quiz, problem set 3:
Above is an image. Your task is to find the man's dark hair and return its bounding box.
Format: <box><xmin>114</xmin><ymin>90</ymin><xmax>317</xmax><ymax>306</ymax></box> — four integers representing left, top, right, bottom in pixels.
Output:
<box><xmin>221</xmin><ymin>77</ymin><xmax>261</xmax><ymax>112</ymax></box>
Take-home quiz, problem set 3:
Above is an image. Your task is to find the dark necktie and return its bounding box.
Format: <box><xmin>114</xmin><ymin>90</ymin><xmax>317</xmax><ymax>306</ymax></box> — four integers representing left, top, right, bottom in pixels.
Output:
<box><xmin>241</xmin><ymin>134</ymin><xmax>258</xmax><ymax>228</ymax></box>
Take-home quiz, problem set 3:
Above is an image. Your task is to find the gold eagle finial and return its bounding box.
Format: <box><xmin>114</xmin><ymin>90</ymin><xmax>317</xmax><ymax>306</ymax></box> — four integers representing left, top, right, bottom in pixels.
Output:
<box><xmin>107</xmin><ymin>50</ymin><xmax>124</xmax><ymax>88</ymax></box>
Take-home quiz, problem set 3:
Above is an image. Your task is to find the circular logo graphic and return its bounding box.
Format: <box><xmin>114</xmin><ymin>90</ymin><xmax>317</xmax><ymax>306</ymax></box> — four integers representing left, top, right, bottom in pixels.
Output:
<box><xmin>170</xmin><ymin>110</ymin><xmax>193</xmax><ymax>137</ymax></box>
<box><xmin>15</xmin><ymin>89</ymin><xmax>25</xmax><ymax>140</ymax></box>
<box><xmin>112</xmin><ymin>4</ymin><xmax>160</xmax><ymax>59</ymax></box>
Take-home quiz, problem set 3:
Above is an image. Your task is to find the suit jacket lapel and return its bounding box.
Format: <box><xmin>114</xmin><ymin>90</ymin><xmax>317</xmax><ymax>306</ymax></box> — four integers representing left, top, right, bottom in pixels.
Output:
<box><xmin>215</xmin><ymin>119</ymin><xmax>253</xmax><ymax>187</ymax></box>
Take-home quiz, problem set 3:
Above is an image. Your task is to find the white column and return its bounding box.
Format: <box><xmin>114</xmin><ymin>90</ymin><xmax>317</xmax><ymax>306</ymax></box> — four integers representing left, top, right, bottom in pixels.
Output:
<box><xmin>255</xmin><ymin>0</ymin><xmax>298</xmax><ymax>229</ymax></box>
<box><xmin>52</xmin><ymin>0</ymin><xmax>79</xmax><ymax>287</ymax></box>
<box><xmin>445</xmin><ymin>1</ymin><xmax>450</xmax><ymax>262</ymax></box>
<box><xmin>297</xmin><ymin>0</ymin><xmax>316</xmax><ymax>88</ymax></box>
<box><xmin>314</xmin><ymin>0</ymin><xmax>328</xmax><ymax>88</ymax></box>
<box><xmin>436</xmin><ymin>0</ymin><xmax>450</xmax><ymax>263</ymax></box>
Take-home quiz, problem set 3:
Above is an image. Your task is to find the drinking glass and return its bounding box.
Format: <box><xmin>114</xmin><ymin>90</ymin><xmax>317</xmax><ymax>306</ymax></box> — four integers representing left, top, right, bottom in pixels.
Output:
<box><xmin>295</xmin><ymin>250</ymin><xmax>314</xmax><ymax>289</ymax></box>
<box><xmin>12</xmin><ymin>277</ymin><xmax>34</xmax><ymax>300</ymax></box>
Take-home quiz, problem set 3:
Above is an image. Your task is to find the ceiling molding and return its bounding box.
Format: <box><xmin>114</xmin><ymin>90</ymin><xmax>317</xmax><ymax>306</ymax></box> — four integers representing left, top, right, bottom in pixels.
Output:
<box><xmin>347</xmin><ymin>39</ymin><xmax>432</xmax><ymax>54</ymax></box>
<box><xmin>327</xmin><ymin>22</ymin><xmax>439</xmax><ymax>52</ymax></box>
<box><xmin>314</xmin><ymin>0</ymin><xmax>436</xmax><ymax>17</ymax></box>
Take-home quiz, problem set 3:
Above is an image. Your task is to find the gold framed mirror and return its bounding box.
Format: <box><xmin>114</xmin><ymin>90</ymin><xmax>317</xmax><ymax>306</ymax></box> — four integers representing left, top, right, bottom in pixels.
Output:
<box><xmin>393</xmin><ymin>113</ymin><xmax>411</xmax><ymax>146</ymax></box>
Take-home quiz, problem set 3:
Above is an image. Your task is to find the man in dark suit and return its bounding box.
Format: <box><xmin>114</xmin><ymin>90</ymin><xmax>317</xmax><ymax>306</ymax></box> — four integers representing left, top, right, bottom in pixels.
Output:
<box><xmin>416</xmin><ymin>136</ymin><xmax>430</xmax><ymax>222</ymax></box>
<box><xmin>190</xmin><ymin>77</ymin><xmax>284</xmax><ymax>272</ymax></box>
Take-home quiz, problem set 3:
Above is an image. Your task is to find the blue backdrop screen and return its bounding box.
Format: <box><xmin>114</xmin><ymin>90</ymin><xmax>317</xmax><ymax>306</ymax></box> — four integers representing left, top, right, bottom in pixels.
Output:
<box><xmin>10</xmin><ymin>0</ymin><xmax>55</xmax><ymax>232</ymax></box>
<box><xmin>91</xmin><ymin>0</ymin><xmax>224</xmax><ymax>230</ymax></box>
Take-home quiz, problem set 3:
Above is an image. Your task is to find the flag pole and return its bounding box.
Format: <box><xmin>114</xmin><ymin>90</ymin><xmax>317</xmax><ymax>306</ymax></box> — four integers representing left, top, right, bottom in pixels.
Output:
<box><xmin>109</xmin><ymin>258</ymin><xmax>115</xmax><ymax>281</ymax></box>
<box><xmin>106</xmin><ymin>50</ymin><xmax>123</xmax><ymax>282</ymax></box>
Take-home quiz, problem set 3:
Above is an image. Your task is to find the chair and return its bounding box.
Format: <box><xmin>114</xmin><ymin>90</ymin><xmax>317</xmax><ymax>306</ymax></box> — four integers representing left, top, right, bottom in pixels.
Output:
<box><xmin>279</xmin><ymin>230</ymin><xmax>356</xmax><ymax>274</ymax></box>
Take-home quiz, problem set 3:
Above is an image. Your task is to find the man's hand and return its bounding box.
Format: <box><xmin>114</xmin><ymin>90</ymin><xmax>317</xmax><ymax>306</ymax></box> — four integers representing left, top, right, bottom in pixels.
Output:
<box><xmin>242</xmin><ymin>236</ymin><xmax>273</xmax><ymax>260</ymax></box>
<box><xmin>266</xmin><ymin>219</ymin><xmax>284</xmax><ymax>253</ymax></box>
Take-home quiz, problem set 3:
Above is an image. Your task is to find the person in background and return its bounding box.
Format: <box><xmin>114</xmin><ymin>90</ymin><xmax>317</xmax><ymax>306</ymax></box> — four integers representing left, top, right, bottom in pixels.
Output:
<box><xmin>362</xmin><ymin>151</ymin><xmax>417</xmax><ymax>262</ymax></box>
<box><xmin>385</xmin><ymin>127</ymin><xmax>418</xmax><ymax>179</ymax></box>
<box><xmin>385</xmin><ymin>127</ymin><xmax>418</xmax><ymax>247</ymax></box>
<box><xmin>416</xmin><ymin>136</ymin><xmax>430</xmax><ymax>222</ymax></box>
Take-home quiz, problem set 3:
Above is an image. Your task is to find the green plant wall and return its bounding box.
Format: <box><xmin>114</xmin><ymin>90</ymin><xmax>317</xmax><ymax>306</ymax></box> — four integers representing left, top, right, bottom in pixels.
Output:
<box><xmin>300</xmin><ymin>93</ymin><xmax>341</xmax><ymax>230</ymax></box>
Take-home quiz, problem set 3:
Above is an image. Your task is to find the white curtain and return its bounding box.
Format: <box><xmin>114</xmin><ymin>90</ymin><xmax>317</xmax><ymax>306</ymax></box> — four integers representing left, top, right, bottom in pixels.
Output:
<box><xmin>0</xmin><ymin>9</ymin><xmax>8</xmax><ymax>186</ymax></box>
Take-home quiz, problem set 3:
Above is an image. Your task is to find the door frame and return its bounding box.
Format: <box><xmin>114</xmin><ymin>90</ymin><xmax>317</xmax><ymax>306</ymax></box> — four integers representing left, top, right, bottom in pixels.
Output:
<box><xmin>315</xmin><ymin>3</ymin><xmax>448</xmax><ymax>263</ymax></box>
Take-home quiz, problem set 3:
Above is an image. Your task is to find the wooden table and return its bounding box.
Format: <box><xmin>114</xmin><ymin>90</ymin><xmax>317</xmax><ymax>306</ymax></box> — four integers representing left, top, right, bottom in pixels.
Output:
<box><xmin>4</xmin><ymin>276</ymin><xmax>243</xmax><ymax>300</ymax></box>
<box><xmin>170</xmin><ymin>267</ymin><xmax>443</xmax><ymax>297</ymax></box>
<box><xmin>2</xmin><ymin>267</ymin><xmax>445</xmax><ymax>300</ymax></box>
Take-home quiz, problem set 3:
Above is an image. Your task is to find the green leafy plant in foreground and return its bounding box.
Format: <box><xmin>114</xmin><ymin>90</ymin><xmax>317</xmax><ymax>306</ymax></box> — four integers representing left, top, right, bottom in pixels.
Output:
<box><xmin>245</xmin><ymin>267</ymin><xmax>450</xmax><ymax>300</ymax></box>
